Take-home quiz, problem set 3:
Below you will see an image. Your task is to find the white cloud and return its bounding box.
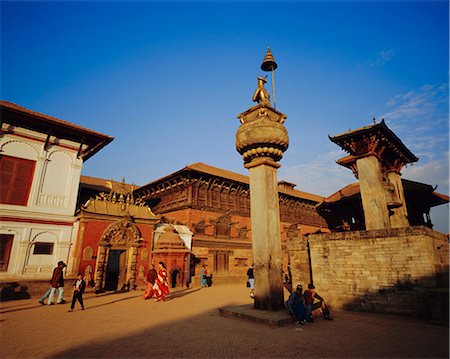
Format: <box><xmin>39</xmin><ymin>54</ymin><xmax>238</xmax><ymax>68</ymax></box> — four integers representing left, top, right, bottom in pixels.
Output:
<box><xmin>381</xmin><ymin>83</ymin><xmax>449</xmax><ymax>231</ymax></box>
<box><xmin>280</xmin><ymin>149</ymin><xmax>355</xmax><ymax>197</ymax></box>
<box><xmin>403</xmin><ymin>152</ymin><xmax>449</xmax><ymax>194</ymax></box>
<box><xmin>378</xmin><ymin>83</ymin><xmax>449</xmax><ymax>164</ymax></box>
<box><xmin>282</xmin><ymin>83</ymin><xmax>448</xmax><ymax>231</ymax></box>
<box><xmin>368</xmin><ymin>48</ymin><xmax>395</xmax><ymax>67</ymax></box>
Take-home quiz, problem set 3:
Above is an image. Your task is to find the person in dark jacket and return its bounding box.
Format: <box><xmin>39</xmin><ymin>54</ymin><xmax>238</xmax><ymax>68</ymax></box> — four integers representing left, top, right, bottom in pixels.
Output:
<box><xmin>287</xmin><ymin>284</ymin><xmax>306</xmax><ymax>324</ymax></box>
<box><xmin>47</xmin><ymin>261</ymin><xmax>66</xmax><ymax>305</ymax></box>
<box><xmin>68</xmin><ymin>273</ymin><xmax>86</xmax><ymax>312</ymax></box>
<box><xmin>247</xmin><ymin>264</ymin><xmax>255</xmax><ymax>298</ymax></box>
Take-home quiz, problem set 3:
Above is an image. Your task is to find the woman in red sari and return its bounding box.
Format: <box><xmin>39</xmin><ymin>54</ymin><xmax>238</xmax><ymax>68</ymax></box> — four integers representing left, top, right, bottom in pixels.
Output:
<box><xmin>153</xmin><ymin>261</ymin><xmax>170</xmax><ymax>302</ymax></box>
<box><xmin>142</xmin><ymin>264</ymin><xmax>157</xmax><ymax>300</ymax></box>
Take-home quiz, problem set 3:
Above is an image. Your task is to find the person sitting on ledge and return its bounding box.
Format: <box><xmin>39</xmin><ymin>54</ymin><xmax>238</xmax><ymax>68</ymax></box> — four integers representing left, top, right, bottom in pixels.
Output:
<box><xmin>304</xmin><ymin>283</ymin><xmax>333</xmax><ymax>322</ymax></box>
<box><xmin>286</xmin><ymin>284</ymin><xmax>306</xmax><ymax>325</ymax></box>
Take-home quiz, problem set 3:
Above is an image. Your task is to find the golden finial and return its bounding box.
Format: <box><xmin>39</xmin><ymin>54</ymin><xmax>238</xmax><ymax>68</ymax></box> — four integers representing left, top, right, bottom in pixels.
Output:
<box><xmin>261</xmin><ymin>47</ymin><xmax>278</xmax><ymax>71</ymax></box>
<box><xmin>260</xmin><ymin>47</ymin><xmax>278</xmax><ymax>108</ymax></box>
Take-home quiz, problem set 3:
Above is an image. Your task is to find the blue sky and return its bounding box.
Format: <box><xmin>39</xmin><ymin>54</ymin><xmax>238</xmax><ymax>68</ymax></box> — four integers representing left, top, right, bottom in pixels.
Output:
<box><xmin>1</xmin><ymin>1</ymin><xmax>448</xmax><ymax>232</ymax></box>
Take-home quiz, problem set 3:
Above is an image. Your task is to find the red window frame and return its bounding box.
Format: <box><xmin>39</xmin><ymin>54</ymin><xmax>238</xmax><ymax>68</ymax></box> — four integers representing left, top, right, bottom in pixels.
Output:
<box><xmin>0</xmin><ymin>155</ymin><xmax>36</xmax><ymax>206</ymax></box>
<box><xmin>0</xmin><ymin>234</ymin><xmax>14</xmax><ymax>271</ymax></box>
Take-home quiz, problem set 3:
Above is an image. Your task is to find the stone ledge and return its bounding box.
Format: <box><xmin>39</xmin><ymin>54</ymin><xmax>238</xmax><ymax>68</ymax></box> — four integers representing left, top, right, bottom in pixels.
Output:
<box><xmin>219</xmin><ymin>304</ymin><xmax>293</xmax><ymax>327</ymax></box>
<box><xmin>299</xmin><ymin>225</ymin><xmax>448</xmax><ymax>243</ymax></box>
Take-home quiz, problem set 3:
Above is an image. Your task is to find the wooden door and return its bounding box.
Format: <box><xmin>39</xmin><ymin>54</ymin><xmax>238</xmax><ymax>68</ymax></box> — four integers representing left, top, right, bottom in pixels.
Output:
<box><xmin>117</xmin><ymin>250</ymin><xmax>128</xmax><ymax>290</ymax></box>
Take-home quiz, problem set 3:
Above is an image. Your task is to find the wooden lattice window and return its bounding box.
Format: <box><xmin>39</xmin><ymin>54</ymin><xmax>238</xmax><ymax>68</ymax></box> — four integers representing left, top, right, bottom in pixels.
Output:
<box><xmin>194</xmin><ymin>221</ymin><xmax>206</xmax><ymax>235</ymax></box>
<box><xmin>234</xmin><ymin>258</ymin><xmax>248</xmax><ymax>267</ymax></box>
<box><xmin>215</xmin><ymin>222</ymin><xmax>230</xmax><ymax>237</ymax></box>
<box><xmin>0</xmin><ymin>155</ymin><xmax>36</xmax><ymax>206</ymax></box>
<box><xmin>238</xmin><ymin>228</ymin><xmax>248</xmax><ymax>239</ymax></box>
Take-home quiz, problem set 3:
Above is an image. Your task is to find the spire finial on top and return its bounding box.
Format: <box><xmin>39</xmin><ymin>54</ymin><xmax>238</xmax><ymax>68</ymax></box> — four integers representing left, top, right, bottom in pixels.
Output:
<box><xmin>260</xmin><ymin>48</ymin><xmax>278</xmax><ymax>108</ymax></box>
<box><xmin>261</xmin><ymin>47</ymin><xmax>278</xmax><ymax>72</ymax></box>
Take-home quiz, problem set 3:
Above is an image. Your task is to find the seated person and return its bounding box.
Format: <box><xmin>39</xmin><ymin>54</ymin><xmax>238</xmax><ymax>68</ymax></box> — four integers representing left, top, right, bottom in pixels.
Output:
<box><xmin>286</xmin><ymin>284</ymin><xmax>306</xmax><ymax>324</ymax></box>
<box><xmin>304</xmin><ymin>283</ymin><xmax>333</xmax><ymax>322</ymax></box>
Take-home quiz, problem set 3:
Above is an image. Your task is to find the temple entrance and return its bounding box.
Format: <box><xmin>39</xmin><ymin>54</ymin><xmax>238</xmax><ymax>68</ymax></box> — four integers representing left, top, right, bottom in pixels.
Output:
<box><xmin>104</xmin><ymin>250</ymin><xmax>127</xmax><ymax>291</ymax></box>
<box><xmin>94</xmin><ymin>218</ymin><xmax>143</xmax><ymax>293</ymax></box>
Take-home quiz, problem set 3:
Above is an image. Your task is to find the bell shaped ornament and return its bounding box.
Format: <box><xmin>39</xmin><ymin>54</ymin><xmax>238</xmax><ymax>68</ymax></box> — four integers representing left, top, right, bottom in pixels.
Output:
<box><xmin>261</xmin><ymin>48</ymin><xmax>278</xmax><ymax>72</ymax></box>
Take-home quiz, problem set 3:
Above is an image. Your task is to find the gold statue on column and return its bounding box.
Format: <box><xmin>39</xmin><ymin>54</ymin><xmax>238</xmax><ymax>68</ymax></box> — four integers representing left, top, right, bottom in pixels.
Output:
<box><xmin>252</xmin><ymin>75</ymin><xmax>271</xmax><ymax>106</ymax></box>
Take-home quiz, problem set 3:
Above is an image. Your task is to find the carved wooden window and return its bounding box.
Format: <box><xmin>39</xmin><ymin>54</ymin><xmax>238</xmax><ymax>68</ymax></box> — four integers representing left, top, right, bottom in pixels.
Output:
<box><xmin>220</xmin><ymin>192</ymin><xmax>228</xmax><ymax>209</ymax></box>
<box><xmin>238</xmin><ymin>196</ymin><xmax>244</xmax><ymax>210</ymax></box>
<box><xmin>198</xmin><ymin>187</ymin><xmax>207</xmax><ymax>206</ymax></box>
<box><xmin>234</xmin><ymin>258</ymin><xmax>248</xmax><ymax>267</ymax></box>
<box><xmin>0</xmin><ymin>155</ymin><xmax>36</xmax><ymax>206</ymax></box>
<box><xmin>215</xmin><ymin>222</ymin><xmax>230</xmax><ymax>237</ymax></box>
<box><xmin>195</xmin><ymin>222</ymin><xmax>206</xmax><ymax>235</ymax></box>
<box><xmin>212</xmin><ymin>190</ymin><xmax>219</xmax><ymax>208</ymax></box>
<box><xmin>0</xmin><ymin>234</ymin><xmax>14</xmax><ymax>271</ymax></box>
<box><xmin>238</xmin><ymin>228</ymin><xmax>248</xmax><ymax>239</ymax></box>
<box><xmin>33</xmin><ymin>242</ymin><xmax>54</xmax><ymax>255</ymax></box>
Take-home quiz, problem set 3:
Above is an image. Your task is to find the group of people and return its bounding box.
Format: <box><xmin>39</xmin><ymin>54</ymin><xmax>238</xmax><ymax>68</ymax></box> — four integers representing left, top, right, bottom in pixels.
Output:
<box><xmin>142</xmin><ymin>262</ymin><xmax>170</xmax><ymax>302</ymax></box>
<box><xmin>287</xmin><ymin>283</ymin><xmax>333</xmax><ymax>324</ymax></box>
<box><xmin>247</xmin><ymin>264</ymin><xmax>333</xmax><ymax>324</ymax></box>
<box><xmin>38</xmin><ymin>261</ymin><xmax>86</xmax><ymax>312</ymax></box>
<box><xmin>39</xmin><ymin>260</ymin><xmax>332</xmax><ymax>323</ymax></box>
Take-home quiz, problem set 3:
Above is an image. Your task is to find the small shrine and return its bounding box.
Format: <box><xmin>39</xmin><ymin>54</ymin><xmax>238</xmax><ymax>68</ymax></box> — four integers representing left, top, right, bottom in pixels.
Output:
<box><xmin>152</xmin><ymin>224</ymin><xmax>192</xmax><ymax>288</ymax></box>
<box><xmin>329</xmin><ymin>120</ymin><xmax>418</xmax><ymax>230</ymax></box>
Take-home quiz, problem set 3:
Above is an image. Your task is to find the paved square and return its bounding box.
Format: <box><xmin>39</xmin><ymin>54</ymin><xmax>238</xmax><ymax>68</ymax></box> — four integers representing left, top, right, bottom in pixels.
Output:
<box><xmin>1</xmin><ymin>284</ymin><xmax>448</xmax><ymax>358</ymax></box>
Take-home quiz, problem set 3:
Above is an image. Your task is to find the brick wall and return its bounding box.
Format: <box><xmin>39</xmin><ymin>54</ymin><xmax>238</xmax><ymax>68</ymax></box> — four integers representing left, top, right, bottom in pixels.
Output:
<box><xmin>287</xmin><ymin>226</ymin><xmax>449</xmax><ymax>321</ymax></box>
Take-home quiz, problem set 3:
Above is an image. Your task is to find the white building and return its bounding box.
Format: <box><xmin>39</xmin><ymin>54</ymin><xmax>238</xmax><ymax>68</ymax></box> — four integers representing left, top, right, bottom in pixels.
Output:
<box><xmin>0</xmin><ymin>101</ymin><xmax>113</xmax><ymax>282</ymax></box>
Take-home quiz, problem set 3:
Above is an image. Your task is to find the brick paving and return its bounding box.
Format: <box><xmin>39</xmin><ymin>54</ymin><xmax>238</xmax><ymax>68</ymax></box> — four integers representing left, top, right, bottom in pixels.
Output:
<box><xmin>1</xmin><ymin>283</ymin><xmax>448</xmax><ymax>358</ymax></box>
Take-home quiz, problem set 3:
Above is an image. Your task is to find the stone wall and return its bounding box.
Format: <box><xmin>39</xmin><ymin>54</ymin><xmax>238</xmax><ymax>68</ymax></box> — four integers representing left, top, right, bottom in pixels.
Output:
<box><xmin>287</xmin><ymin>226</ymin><xmax>449</xmax><ymax>321</ymax></box>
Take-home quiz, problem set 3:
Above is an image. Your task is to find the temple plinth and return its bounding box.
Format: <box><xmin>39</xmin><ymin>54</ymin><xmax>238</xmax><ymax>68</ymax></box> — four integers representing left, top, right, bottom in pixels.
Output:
<box><xmin>330</xmin><ymin>120</ymin><xmax>418</xmax><ymax>230</ymax></box>
<box><xmin>236</xmin><ymin>102</ymin><xmax>289</xmax><ymax>310</ymax></box>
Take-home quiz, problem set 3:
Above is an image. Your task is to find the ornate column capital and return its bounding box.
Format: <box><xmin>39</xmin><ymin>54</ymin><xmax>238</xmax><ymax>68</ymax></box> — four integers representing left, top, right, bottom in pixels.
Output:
<box><xmin>236</xmin><ymin>103</ymin><xmax>289</xmax><ymax>166</ymax></box>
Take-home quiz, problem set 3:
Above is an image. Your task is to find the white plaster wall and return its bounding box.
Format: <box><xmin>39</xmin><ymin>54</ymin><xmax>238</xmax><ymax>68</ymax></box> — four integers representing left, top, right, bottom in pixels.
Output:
<box><xmin>0</xmin><ymin>127</ymin><xmax>84</xmax><ymax>281</ymax></box>
<box><xmin>0</xmin><ymin>222</ymin><xmax>74</xmax><ymax>280</ymax></box>
<box><xmin>0</xmin><ymin>129</ymin><xmax>83</xmax><ymax>216</ymax></box>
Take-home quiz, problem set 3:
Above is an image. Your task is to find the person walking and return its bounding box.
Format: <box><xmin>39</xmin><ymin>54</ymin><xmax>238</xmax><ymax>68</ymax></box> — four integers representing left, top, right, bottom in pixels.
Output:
<box><xmin>153</xmin><ymin>262</ymin><xmax>170</xmax><ymax>302</ymax></box>
<box><xmin>142</xmin><ymin>264</ymin><xmax>158</xmax><ymax>299</ymax></box>
<box><xmin>68</xmin><ymin>273</ymin><xmax>86</xmax><ymax>312</ymax></box>
<box><xmin>38</xmin><ymin>286</ymin><xmax>52</xmax><ymax>305</ymax></box>
<box><xmin>47</xmin><ymin>261</ymin><xmax>67</xmax><ymax>305</ymax></box>
<box><xmin>200</xmin><ymin>265</ymin><xmax>208</xmax><ymax>288</ymax></box>
<box><xmin>247</xmin><ymin>264</ymin><xmax>255</xmax><ymax>298</ymax></box>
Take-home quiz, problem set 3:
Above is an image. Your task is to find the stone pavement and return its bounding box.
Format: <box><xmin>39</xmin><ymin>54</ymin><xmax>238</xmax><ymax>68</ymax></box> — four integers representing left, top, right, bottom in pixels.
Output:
<box><xmin>1</xmin><ymin>283</ymin><xmax>448</xmax><ymax>358</ymax></box>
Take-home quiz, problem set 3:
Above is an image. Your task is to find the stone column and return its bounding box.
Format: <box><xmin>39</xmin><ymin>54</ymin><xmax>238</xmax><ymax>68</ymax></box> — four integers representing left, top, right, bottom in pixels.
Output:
<box><xmin>94</xmin><ymin>244</ymin><xmax>107</xmax><ymax>292</ymax></box>
<box><xmin>356</xmin><ymin>156</ymin><xmax>390</xmax><ymax>230</ymax></box>
<box><xmin>236</xmin><ymin>103</ymin><xmax>289</xmax><ymax>310</ymax></box>
<box><xmin>128</xmin><ymin>245</ymin><xmax>139</xmax><ymax>289</ymax></box>
<box><xmin>247</xmin><ymin>159</ymin><xmax>284</xmax><ymax>310</ymax></box>
<box><xmin>387</xmin><ymin>171</ymin><xmax>410</xmax><ymax>228</ymax></box>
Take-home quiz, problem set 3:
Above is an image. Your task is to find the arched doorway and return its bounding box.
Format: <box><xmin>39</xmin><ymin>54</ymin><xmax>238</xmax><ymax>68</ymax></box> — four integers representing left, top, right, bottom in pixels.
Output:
<box><xmin>94</xmin><ymin>218</ymin><xmax>142</xmax><ymax>292</ymax></box>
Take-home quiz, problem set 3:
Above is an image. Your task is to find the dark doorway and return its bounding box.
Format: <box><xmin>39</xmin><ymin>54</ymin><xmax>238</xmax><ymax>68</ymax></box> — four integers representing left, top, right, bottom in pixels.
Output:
<box><xmin>104</xmin><ymin>250</ymin><xmax>127</xmax><ymax>291</ymax></box>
